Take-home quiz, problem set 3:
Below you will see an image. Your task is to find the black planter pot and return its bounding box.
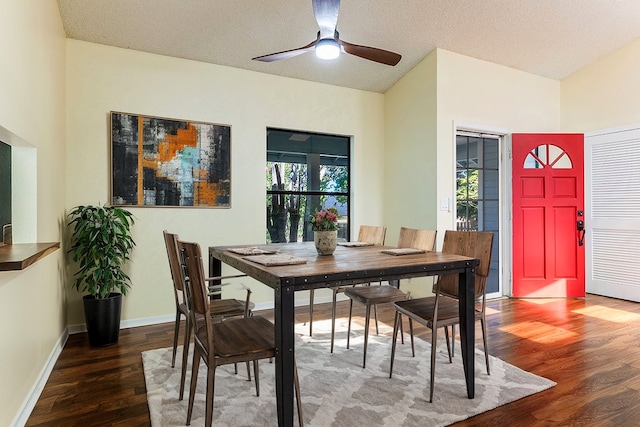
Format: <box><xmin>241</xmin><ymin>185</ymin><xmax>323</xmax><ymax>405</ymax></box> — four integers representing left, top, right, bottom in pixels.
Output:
<box><xmin>82</xmin><ymin>293</ymin><xmax>122</xmax><ymax>347</ymax></box>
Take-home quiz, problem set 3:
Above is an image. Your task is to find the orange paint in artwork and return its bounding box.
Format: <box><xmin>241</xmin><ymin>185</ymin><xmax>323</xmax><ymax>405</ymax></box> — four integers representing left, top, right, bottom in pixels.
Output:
<box><xmin>157</xmin><ymin>124</ymin><xmax>198</xmax><ymax>163</ymax></box>
<box><xmin>195</xmin><ymin>181</ymin><xmax>219</xmax><ymax>205</ymax></box>
<box><xmin>141</xmin><ymin>157</ymin><xmax>158</xmax><ymax>171</ymax></box>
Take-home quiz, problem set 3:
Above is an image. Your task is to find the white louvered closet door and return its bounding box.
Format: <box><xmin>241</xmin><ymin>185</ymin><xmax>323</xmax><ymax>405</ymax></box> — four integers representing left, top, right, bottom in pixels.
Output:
<box><xmin>585</xmin><ymin>125</ymin><xmax>640</xmax><ymax>301</ymax></box>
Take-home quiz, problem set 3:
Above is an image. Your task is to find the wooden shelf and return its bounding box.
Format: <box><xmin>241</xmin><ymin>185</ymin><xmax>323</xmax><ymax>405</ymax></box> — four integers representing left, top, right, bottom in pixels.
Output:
<box><xmin>0</xmin><ymin>242</ymin><xmax>60</xmax><ymax>271</ymax></box>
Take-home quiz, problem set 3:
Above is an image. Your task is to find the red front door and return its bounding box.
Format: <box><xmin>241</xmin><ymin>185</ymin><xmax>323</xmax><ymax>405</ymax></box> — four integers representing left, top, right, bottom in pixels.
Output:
<box><xmin>512</xmin><ymin>134</ymin><xmax>585</xmax><ymax>298</ymax></box>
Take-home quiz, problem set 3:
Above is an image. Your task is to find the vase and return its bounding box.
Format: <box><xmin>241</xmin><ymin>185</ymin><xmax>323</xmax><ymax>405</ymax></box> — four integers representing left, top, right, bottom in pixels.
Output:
<box><xmin>82</xmin><ymin>293</ymin><xmax>122</xmax><ymax>347</ymax></box>
<box><xmin>314</xmin><ymin>230</ymin><xmax>338</xmax><ymax>255</ymax></box>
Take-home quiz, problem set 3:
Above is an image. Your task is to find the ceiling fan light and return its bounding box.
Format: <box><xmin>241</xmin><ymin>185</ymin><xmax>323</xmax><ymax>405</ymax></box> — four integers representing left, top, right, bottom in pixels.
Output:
<box><xmin>315</xmin><ymin>39</ymin><xmax>340</xmax><ymax>60</ymax></box>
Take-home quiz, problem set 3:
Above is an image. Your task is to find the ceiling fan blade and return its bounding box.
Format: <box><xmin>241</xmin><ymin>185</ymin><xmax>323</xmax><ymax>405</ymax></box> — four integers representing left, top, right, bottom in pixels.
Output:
<box><xmin>340</xmin><ymin>40</ymin><xmax>402</xmax><ymax>66</ymax></box>
<box><xmin>312</xmin><ymin>0</ymin><xmax>340</xmax><ymax>38</ymax></box>
<box><xmin>252</xmin><ymin>40</ymin><xmax>316</xmax><ymax>63</ymax></box>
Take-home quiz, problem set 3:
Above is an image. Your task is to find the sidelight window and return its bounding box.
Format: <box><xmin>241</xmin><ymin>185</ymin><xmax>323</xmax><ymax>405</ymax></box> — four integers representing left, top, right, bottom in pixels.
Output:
<box><xmin>456</xmin><ymin>132</ymin><xmax>500</xmax><ymax>294</ymax></box>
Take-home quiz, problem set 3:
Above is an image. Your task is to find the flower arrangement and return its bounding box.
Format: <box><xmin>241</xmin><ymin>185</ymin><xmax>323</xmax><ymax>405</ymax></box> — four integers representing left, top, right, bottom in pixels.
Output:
<box><xmin>310</xmin><ymin>207</ymin><xmax>339</xmax><ymax>231</ymax></box>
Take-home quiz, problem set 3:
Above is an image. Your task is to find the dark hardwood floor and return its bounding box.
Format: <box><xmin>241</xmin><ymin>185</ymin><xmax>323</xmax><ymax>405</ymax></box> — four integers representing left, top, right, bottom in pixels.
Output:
<box><xmin>26</xmin><ymin>294</ymin><xmax>640</xmax><ymax>426</ymax></box>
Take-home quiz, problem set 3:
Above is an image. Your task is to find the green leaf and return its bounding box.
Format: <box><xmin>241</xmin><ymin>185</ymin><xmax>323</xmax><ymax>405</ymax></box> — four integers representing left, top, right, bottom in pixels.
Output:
<box><xmin>67</xmin><ymin>204</ymin><xmax>136</xmax><ymax>298</ymax></box>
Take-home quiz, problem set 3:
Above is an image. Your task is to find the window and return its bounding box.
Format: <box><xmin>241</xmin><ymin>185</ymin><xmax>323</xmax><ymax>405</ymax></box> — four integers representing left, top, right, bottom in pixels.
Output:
<box><xmin>524</xmin><ymin>144</ymin><xmax>572</xmax><ymax>169</ymax></box>
<box><xmin>266</xmin><ymin>128</ymin><xmax>350</xmax><ymax>243</ymax></box>
<box><xmin>456</xmin><ymin>133</ymin><xmax>500</xmax><ymax>294</ymax></box>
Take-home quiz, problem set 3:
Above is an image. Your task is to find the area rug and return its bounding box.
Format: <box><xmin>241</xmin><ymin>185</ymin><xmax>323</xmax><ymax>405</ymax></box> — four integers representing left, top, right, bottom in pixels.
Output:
<box><xmin>142</xmin><ymin>319</ymin><xmax>555</xmax><ymax>426</ymax></box>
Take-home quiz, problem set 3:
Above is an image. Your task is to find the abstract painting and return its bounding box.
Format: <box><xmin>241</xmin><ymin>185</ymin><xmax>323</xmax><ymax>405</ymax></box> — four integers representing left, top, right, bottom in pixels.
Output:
<box><xmin>111</xmin><ymin>112</ymin><xmax>231</xmax><ymax>207</ymax></box>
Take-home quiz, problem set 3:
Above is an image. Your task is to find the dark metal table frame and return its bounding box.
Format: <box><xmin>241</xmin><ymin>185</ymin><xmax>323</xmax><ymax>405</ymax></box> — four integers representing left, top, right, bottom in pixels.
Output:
<box><xmin>209</xmin><ymin>242</ymin><xmax>478</xmax><ymax>427</ymax></box>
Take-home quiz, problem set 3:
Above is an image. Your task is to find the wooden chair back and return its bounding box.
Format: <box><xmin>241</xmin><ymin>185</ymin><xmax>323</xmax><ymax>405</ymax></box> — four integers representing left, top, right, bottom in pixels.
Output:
<box><xmin>177</xmin><ymin>240</ymin><xmax>302</xmax><ymax>426</ymax></box>
<box><xmin>163</xmin><ymin>230</ymin><xmax>185</xmax><ymax>294</ymax></box>
<box><xmin>397</xmin><ymin>227</ymin><xmax>437</xmax><ymax>251</ymax></box>
<box><xmin>436</xmin><ymin>230</ymin><xmax>494</xmax><ymax>299</ymax></box>
<box><xmin>178</xmin><ymin>240</ymin><xmax>210</xmax><ymax>318</ymax></box>
<box><xmin>358</xmin><ymin>225</ymin><xmax>386</xmax><ymax>245</ymax></box>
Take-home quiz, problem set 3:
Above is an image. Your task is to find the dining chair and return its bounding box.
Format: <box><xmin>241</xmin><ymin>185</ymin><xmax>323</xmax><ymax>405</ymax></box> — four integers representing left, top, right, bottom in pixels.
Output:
<box><xmin>389</xmin><ymin>230</ymin><xmax>494</xmax><ymax>402</ymax></box>
<box><xmin>325</xmin><ymin>225</ymin><xmax>387</xmax><ymax>349</ymax></box>
<box><xmin>306</xmin><ymin>225</ymin><xmax>386</xmax><ymax>338</ymax></box>
<box><xmin>163</xmin><ymin>230</ymin><xmax>252</xmax><ymax>401</ymax></box>
<box><xmin>435</xmin><ymin>230</ymin><xmax>494</xmax><ymax>374</ymax></box>
<box><xmin>179</xmin><ymin>240</ymin><xmax>304</xmax><ymax>427</ymax></box>
<box><xmin>341</xmin><ymin>227</ymin><xmax>436</xmax><ymax>368</ymax></box>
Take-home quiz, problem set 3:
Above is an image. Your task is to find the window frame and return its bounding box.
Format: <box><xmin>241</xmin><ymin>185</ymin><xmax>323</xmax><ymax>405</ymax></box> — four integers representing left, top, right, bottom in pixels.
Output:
<box><xmin>266</xmin><ymin>128</ymin><xmax>351</xmax><ymax>243</ymax></box>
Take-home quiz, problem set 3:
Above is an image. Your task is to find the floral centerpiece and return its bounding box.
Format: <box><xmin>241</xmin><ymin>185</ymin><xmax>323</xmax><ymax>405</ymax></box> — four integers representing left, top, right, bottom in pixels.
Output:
<box><xmin>311</xmin><ymin>208</ymin><xmax>339</xmax><ymax>255</ymax></box>
<box><xmin>310</xmin><ymin>207</ymin><xmax>339</xmax><ymax>231</ymax></box>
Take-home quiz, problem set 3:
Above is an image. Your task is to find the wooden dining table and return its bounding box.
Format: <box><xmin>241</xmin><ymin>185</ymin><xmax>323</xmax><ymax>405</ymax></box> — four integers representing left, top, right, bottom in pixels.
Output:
<box><xmin>209</xmin><ymin>241</ymin><xmax>479</xmax><ymax>427</ymax></box>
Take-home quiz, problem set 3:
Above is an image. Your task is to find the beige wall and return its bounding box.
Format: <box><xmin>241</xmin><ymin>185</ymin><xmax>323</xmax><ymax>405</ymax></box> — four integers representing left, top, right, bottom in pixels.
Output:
<box><xmin>382</xmin><ymin>50</ymin><xmax>440</xmax><ymax>298</ymax></box>
<box><xmin>65</xmin><ymin>40</ymin><xmax>387</xmax><ymax>326</ymax></box>
<box><xmin>0</xmin><ymin>1</ymin><xmax>67</xmax><ymax>426</ymax></box>
<box><xmin>384</xmin><ymin>51</ymin><xmax>439</xmax><ymax>249</ymax></box>
<box><xmin>562</xmin><ymin>38</ymin><xmax>640</xmax><ymax>132</ymax></box>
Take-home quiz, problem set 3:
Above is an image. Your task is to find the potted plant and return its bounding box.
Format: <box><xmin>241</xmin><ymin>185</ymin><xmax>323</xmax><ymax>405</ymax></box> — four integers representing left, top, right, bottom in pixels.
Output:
<box><xmin>67</xmin><ymin>204</ymin><xmax>135</xmax><ymax>347</ymax></box>
<box><xmin>310</xmin><ymin>207</ymin><xmax>339</xmax><ymax>255</ymax></box>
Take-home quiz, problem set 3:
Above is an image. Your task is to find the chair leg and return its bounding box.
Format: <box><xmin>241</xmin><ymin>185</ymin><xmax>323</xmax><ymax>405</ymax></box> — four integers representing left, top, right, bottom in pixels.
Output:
<box><xmin>481</xmin><ymin>316</ymin><xmax>490</xmax><ymax>375</ymax></box>
<box><xmin>186</xmin><ymin>347</ymin><xmax>201</xmax><ymax>425</ymax></box>
<box><xmin>253</xmin><ymin>360</ymin><xmax>261</xmax><ymax>396</ymax></box>
<box><xmin>294</xmin><ymin>359</ymin><xmax>304</xmax><ymax>427</ymax></box>
<box><xmin>346</xmin><ymin>299</ymin><xmax>354</xmax><ymax>349</ymax></box>
<box><xmin>444</xmin><ymin>326</ymin><xmax>452</xmax><ymax>363</ymax></box>
<box><xmin>429</xmin><ymin>323</ymin><xmax>438</xmax><ymax>403</ymax></box>
<box><xmin>309</xmin><ymin>289</ymin><xmax>314</xmax><ymax>337</ymax></box>
<box><xmin>409</xmin><ymin>317</ymin><xmax>415</xmax><ymax>357</ymax></box>
<box><xmin>330</xmin><ymin>288</ymin><xmax>338</xmax><ymax>353</ymax></box>
<box><xmin>451</xmin><ymin>324</ymin><xmax>456</xmax><ymax>357</ymax></box>
<box><xmin>171</xmin><ymin>310</ymin><xmax>181</xmax><ymax>368</ymax></box>
<box><xmin>373</xmin><ymin>304</ymin><xmax>379</xmax><ymax>335</ymax></box>
<box><xmin>179</xmin><ymin>315</ymin><xmax>192</xmax><ymax>401</ymax></box>
<box><xmin>362</xmin><ymin>303</ymin><xmax>371</xmax><ymax>368</ymax></box>
<box><xmin>389</xmin><ymin>311</ymin><xmax>401</xmax><ymax>378</ymax></box>
<box><xmin>204</xmin><ymin>361</ymin><xmax>216</xmax><ymax>427</ymax></box>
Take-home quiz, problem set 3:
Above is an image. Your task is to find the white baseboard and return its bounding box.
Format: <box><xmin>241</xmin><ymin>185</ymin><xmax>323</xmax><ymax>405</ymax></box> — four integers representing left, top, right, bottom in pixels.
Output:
<box><xmin>66</xmin><ymin>292</ymin><xmax>349</xmax><ymax>333</ymax></box>
<box><xmin>12</xmin><ymin>328</ymin><xmax>69</xmax><ymax>427</ymax></box>
<box><xmin>68</xmin><ymin>313</ymin><xmax>176</xmax><ymax>334</ymax></box>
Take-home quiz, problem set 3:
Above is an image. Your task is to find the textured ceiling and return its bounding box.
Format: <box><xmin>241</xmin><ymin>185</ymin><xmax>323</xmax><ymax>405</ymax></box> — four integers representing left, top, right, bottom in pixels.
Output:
<box><xmin>57</xmin><ymin>0</ymin><xmax>640</xmax><ymax>93</ymax></box>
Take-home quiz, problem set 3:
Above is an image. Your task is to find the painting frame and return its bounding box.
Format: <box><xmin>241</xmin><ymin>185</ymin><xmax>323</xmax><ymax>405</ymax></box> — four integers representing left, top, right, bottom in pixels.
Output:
<box><xmin>110</xmin><ymin>111</ymin><xmax>231</xmax><ymax>208</ymax></box>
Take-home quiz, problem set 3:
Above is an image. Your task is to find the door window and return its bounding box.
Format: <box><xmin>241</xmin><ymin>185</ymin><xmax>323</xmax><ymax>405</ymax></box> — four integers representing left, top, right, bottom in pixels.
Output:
<box><xmin>524</xmin><ymin>144</ymin><xmax>572</xmax><ymax>169</ymax></box>
<box><xmin>456</xmin><ymin>133</ymin><xmax>500</xmax><ymax>294</ymax></box>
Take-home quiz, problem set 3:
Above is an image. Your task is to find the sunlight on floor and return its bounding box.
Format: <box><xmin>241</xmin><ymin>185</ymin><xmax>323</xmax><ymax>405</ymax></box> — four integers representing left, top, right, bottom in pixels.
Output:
<box><xmin>499</xmin><ymin>320</ymin><xmax>577</xmax><ymax>343</ymax></box>
<box><xmin>572</xmin><ymin>305</ymin><xmax>640</xmax><ymax>322</ymax></box>
<box><xmin>516</xmin><ymin>298</ymin><xmax>567</xmax><ymax>305</ymax></box>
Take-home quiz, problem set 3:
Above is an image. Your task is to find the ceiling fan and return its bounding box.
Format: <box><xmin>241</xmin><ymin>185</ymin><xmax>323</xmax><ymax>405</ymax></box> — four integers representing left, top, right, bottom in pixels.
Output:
<box><xmin>252</xmin><ymin>0</ymin><xmax>401</xmax><ymax>66</ymax></box>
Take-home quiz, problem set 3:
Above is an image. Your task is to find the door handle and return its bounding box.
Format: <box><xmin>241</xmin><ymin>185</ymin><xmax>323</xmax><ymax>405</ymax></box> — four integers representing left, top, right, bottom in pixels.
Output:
<box><xmin>577</xmin><ymin>220</ymin><xmax>585</xmax><ymax>246</ymax></box>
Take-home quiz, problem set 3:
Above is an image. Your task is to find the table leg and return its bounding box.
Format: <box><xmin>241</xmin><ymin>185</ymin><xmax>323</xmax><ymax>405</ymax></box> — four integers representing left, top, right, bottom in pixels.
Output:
<box><xmin>458</xmin><ymin>266</ymin><xmax>475</xmax><ymax>399</ymax></box>
<box><xmin>208</xmin><ymin>250</ymin><xmax>222</xmax><ymax>300</ymax></box>
<box><xmin>274</xmin><ymin>285</ymin><xmax>295</xmax><ymax>426</ymax></box>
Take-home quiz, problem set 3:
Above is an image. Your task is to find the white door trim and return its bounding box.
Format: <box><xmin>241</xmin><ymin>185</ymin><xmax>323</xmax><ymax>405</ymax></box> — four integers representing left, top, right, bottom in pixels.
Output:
<box><xmin>453</xmin><ymin>121</ymin><xmax>511</xmax><ymax>299</ymax></box>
